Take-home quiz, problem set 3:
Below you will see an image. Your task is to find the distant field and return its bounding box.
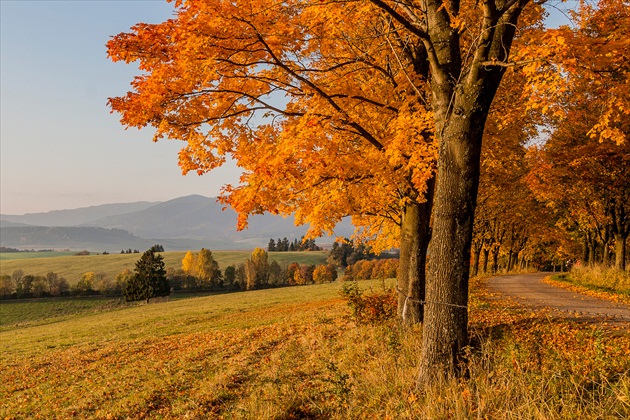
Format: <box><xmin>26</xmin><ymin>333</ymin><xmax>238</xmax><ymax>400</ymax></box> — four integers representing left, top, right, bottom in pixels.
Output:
<box><xmin>0</xmin><ymin>251</ymin><xmax>75</xmax><ymax>261</ymax></box>
<box><xmin>0</xmin><ymin>250</ymin><xmax>329</xmax><ymax>283</ymax></box>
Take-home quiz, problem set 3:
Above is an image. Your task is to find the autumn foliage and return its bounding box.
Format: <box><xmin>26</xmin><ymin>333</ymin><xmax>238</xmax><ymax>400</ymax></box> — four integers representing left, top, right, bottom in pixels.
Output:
<box><xmin>107</xmin><ymin>0</ymin><xmax>630</xmax><ymax>384</ymax></box>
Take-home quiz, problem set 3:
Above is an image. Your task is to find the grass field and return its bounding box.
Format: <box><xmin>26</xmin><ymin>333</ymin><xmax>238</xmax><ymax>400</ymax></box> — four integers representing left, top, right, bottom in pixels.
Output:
<box><xmin>0</xmin><ymin>251</ymin><xmax>75</xmax><ymax>261</ymax></box>
<box><xmin>2</xmin><ymin>277</ymin><xmax>629</xmax><ymax>419</ymax></box>
<box><xmin>0</xmin><ymin>250</ymin><xmax>329</xmax><ymax>284</ymax></box>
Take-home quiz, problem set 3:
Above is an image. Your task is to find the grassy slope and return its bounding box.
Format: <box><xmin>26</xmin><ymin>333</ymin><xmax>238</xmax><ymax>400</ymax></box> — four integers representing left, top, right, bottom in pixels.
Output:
<box><xmin>547</xmin><ymin>267</ymin><xmax>630</xmax><ymax>305</ymax></box>
<box><xmin>2</xmin><ymin>278</ymin><xmax>629</xmax><ymax>419</ymax></box>
<box><xmin>0</xmin><ymin>251</ymin><xmax>74</xmax><ymax>261</ymax></box>
<box><xmin>0</xmin><ymin>250</ymin><xmax>329</xmax><ymax>283</ymax></box>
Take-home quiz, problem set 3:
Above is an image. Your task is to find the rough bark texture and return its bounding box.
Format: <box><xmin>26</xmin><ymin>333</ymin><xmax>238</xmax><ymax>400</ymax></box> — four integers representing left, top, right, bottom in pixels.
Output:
<box><xmin>371</xmin><ymin>0</ymin><xmax>530</xmax><ymax>386</ymax></box>
<box><xmin>418</xmin><ymin>107</ymin><xmax>486</xmax><ymax>383</ymax></box>
<box><xmin>397</xmin><ymin>179</ymin><xmax>435</xmax><ymax>324</ymax></box>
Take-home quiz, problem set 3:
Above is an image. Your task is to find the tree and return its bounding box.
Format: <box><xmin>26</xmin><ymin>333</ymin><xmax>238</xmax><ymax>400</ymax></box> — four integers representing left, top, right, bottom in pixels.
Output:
<box><xmin>525</xmin><ymin>0</ymin><xmax>630</xmax><ymax>270</ymax></box>
<box><xmin>196</xmin><ymin>248</ymin><xmax>221</xmax><ymax>288</ymax></box>
<box><xmin>0</xmin><ymin>275</ymin><xmax>13</xmax><ymax>297</ymax></box>
<box><xmin>123</xmin><ymin>249</ymin><xmax>170</xmax><ymax>303</ymax></box>
<box><xmin>150</xmin><ymin>244</ymin><xmax>165</xmax><ymax>252</ymax></box>
<box><xmin>73</xmin><ymin>272</ymin><xmax>95</xmax><ymax>296</ymax></box>
<box><xmin>181</xmin><ymin>251</ymin><xmax>197</xmax><ymax>277</ymax></box>
<box><xmin>267</xmin><ymin>238</ymin><xmax>276</xmax><ymax>252</ymax></box>
<box><xmin>224</xmin><ymin>265</ymin><xmax>237</xmax><ymax>288</ymax></box>
<box><xmin>245</xmin><ymin>247</ymin><xmax>270</xmax><ymax>290</ymax></box>
<box><xmin>108</xmin><ymin>0</ymin><xmax>559</xmax><ymax>383</ymax></box>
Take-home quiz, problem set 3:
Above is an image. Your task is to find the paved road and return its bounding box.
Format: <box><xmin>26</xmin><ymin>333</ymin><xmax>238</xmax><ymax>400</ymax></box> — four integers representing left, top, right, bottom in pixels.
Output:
<box><xmin>486</xmin><ymin>272</ymin><xmax>630</xmax><ymax>321</ymax></box>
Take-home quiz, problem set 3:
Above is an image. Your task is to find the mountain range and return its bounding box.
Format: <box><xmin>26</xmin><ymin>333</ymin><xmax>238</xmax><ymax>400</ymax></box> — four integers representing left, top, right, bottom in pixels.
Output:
<box><xmin>0</xmin><ymin>195</ymin><xmax>354</xmax><ymax>252</ymax></box>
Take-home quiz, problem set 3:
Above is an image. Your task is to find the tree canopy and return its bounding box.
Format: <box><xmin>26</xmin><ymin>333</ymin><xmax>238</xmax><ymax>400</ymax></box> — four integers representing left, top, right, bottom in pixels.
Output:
<box><xmin>108</xmin><ymin>0</ymin><xmax>628</xmax><ymax>385</ymax></box>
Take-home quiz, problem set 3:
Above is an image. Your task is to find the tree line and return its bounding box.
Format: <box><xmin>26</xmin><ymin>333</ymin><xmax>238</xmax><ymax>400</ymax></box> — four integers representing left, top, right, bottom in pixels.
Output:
<box><xmin>267</xmin><ymin>237</ymin><xmax>321</xmax><ymax>252</ymax></box>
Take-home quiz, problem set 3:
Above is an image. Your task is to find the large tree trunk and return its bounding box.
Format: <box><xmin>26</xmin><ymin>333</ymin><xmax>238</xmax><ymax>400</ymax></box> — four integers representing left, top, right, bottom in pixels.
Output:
<box><xmin>418</xmin><ymin>108</ymin><xmax>486</xmax><ymax>384</ymax></box>
<box><xmin>370</xmin><ymin>0</ymin><xmax>529</xmax><ymax>387</ymax></box>
<box><xmin>397</xmin><ymin>179</ymin><xmax>435</xmax><ymax>324</ymax></box>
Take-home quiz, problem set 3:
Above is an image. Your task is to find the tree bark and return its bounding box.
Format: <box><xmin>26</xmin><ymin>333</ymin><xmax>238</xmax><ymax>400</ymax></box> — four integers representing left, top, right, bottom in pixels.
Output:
<box><xmin>418</xmin><ymin>103</ymin><xmax>488</xmax><ymax>384</ymax></box>
<box><xmin>397</xmin><ymin>179</ymin><xmax>435</xmax><ymax>324</ymax></box>
<box><xmin>614</xmin><ymin>232</ymin><xmax>627</xmax><ymax>271</ymax></box>
<box><xmin>482</xmin><ymin>248</ymin><xmax>490</xmax><ymax>273</ymax></box>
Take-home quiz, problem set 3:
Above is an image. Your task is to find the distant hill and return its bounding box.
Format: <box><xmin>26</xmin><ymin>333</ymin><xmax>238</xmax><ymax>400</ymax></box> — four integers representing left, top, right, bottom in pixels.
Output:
<box><xmin>0</xmin><ymin>226</ymin><xmax>152</xmax><ymax>252</ymax></box>
<box><xmin>0</xmin><ymin>220</ymin><xmax>31</xmax><ymax>228</ymax></box>
<box><xmin>83</xmin><ymin>195</ymin><xmax>352</xmax><ymax>243</ymax></box>
<box><xmin>0</xmin><ymin>195</ymin><xmax>354</xmax><ymax>252</ymax></box>
<box><xmin>0</xmin><ymin>201</ymin><xmax>159</xmax><ymax>227</ymax></box>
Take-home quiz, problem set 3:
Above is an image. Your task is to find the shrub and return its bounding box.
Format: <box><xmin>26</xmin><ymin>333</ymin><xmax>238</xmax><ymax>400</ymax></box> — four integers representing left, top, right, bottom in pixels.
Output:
<box><xmin>340</xmin><ymin>281</ymin><xmax>397</xmax><ymax>324</ymax></box>
<box><xmin>313</xmin><ymin>264</ymin><xmax>337</xmax><ymax>284</ymax></box>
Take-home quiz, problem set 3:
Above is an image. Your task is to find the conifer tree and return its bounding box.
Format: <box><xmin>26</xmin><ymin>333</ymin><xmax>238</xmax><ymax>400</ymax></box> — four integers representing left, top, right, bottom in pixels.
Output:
<box><xmin>123</xmin><ymin>249</ymin><xmax>170</xmax><ymax>303</ymax></box>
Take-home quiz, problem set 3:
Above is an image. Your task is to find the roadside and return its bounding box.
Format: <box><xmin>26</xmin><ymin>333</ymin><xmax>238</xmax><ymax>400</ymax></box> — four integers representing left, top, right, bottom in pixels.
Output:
<box><xmin>486</xmin><ymin>272</ymin><xmax>630</xmax><ymax>322</ymax></box>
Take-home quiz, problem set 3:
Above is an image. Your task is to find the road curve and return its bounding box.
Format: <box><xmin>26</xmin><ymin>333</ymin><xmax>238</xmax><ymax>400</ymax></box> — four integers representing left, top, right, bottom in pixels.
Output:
<box><xmin>486</xmin><ymin>272</ymin><xmax>630</xmax><ymax>321</ymax></box>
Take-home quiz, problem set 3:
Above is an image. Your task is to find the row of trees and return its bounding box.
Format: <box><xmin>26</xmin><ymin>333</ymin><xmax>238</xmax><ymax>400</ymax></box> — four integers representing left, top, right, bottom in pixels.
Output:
<box><xmin>0</xmin><ymin>246</ymin><xmax>347</xmax><ymax>300</ymax></box>
<box><xmin>172</xmin><ymin>247</ymin><xmax>338</xmax><ymax>291</ymax></box>
<box><xmin>1</xmin><ymin>271</ymin><xmax>72</xmax><ymax>298</ymax></box>
<box><xmin>267</xmin><ymin>237</ymin><xmax>321</xmax><ymax>252</ymax></box>
<box><xmin>343</xmin><ymin>259</ymin><xmax>399</xmax><ymax>282</ymax></box>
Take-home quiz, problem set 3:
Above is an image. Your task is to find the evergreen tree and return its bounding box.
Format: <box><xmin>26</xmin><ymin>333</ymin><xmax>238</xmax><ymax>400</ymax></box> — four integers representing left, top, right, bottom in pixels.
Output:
<box><xmin>267</xmin><ymin>238</ymin><xmax>276</xmax><ymax>252</ymax></box>
<box><xmin>123</xmin><ymin>249</ymin><xmax>170</xmax><ymax>303</ymax></box>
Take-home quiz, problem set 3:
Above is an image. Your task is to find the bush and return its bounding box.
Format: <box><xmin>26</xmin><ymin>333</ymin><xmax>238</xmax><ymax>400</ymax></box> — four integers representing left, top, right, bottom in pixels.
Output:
<box><xmin>340</xmin><ymin>281</ymin><xmax>397</xmax><ymax>324</ymax></box>
<box><xmin>343</xmin><ymin>258</ymin><xmax>399</xmax><ymax>281</ymax></box>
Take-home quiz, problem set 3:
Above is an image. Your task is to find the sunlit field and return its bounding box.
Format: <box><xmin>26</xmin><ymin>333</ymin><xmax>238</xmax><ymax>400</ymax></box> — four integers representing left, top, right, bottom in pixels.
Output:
<box><xmin>0</xmin><ymin>250</ymin><xmax>329</xmax><ymax>285</ymax></box>
<box><xmin>2</xmin><ymin>277</ymin><xmax>629</xmax><ymax>419</ymax></box>
<box><xmin>0</xmin><ymin>251</ymin><xmax>75</xmax><ymax>261</ymax></box>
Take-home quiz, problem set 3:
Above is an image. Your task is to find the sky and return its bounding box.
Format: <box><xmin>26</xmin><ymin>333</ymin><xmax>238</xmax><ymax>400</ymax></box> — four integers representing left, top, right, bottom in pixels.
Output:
<box><xmin>0</xmin><ymin>0</ymin><xmax>241</xmax><ymax>215</ymax></box>
<box><xmin>0</xmin><ymin>0</ymin><xmax>577</xmax><ymax>216</ymax></box>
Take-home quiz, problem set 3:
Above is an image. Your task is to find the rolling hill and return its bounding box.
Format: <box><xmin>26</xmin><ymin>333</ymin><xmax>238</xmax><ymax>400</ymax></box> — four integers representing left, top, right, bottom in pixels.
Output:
<box><xmin>0</xmin><ymin>195</ymin><xmax>354</xmax><ymax>251</ymax></box>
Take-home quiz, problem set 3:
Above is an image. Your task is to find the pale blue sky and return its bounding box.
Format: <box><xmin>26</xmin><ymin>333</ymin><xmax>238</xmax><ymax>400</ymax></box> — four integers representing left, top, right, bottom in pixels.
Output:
<box><xmin>1</xmin><ymin>0</ymin><xmax>240</xmax><ymax>215</ymax></box>
<box><xmin>1</xmin><ymin>0</ymin><xmax>576</xmax><ymax>215</ymax></box>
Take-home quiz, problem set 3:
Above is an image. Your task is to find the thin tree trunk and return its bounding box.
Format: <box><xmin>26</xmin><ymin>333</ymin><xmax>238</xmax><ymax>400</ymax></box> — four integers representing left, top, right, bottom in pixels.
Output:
<box><xmin>471</xmin><ymin>245</ymin><xmax>481</xmax><ymax>277</ymax></box>
<box><xmin>614</xmin><ymin>233</ymin><xmax>627</xmax><ymax>271</ymax></box>
<box><xmin>397</xmin><ymin>193</ymin><xmax>434</xmax><ymax>324</ymax></box>
<box><xmin>482</xmin><ymin>248</ymin><xmax>490</xmax><ymax>273</ymax></box>
<box><xmin>492</xmin><ymin>248</ymin><xmax>500</xmax><ymax>273</ymax></box>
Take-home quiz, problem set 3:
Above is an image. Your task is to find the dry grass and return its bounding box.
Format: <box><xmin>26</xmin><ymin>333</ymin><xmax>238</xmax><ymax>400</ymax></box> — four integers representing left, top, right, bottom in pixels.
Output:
<box><xmin>1</xmin><ymin>277</ymin><xmax>629</xmax><ymax>419</ymax></box>
<box><xmin>547</xmin><ymin>266</ymin><xmax>630</xmax><ymax>305</ymax></box>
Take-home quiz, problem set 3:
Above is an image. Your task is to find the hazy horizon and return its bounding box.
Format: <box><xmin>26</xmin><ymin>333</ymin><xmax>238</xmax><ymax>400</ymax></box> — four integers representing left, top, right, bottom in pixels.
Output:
<box><xmin>0</xmin><ymin>1</ymin><xmax>241</xmax><ymax>216</ymax></box>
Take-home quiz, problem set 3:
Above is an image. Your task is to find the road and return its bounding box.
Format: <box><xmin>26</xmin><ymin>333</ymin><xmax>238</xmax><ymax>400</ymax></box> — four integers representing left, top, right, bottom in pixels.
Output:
<box><xmin>486</xmin><ymin>272</ymin><xmax>630</xmax><ymax>321</ymax></box>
